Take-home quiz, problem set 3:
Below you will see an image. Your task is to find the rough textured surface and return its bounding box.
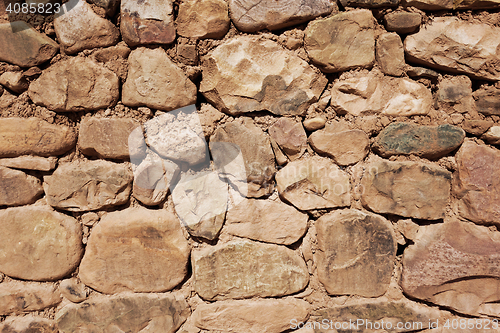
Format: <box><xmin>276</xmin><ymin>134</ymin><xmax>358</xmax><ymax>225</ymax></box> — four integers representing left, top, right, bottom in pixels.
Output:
<box><xmin>59</xmin><ymin>278</ymin><xmax>87</xmax><ymax>303</ymax></box>
<box><xmin>0</xmin><ymin>282</ymin><xmax>61</xmax><ymax>315</ymax></box>
<box><xmin>0</xmin><ymin>207</ymin><xmax>83</xmax><ymax>281</ymax></box>
<box><xmin>473</xmin><ymin>85</ymin><xmax>500</xmax><ymax>115</ymax></box>
<box><xmin>0</xmin><ymin>71</ymin><xmax>29</xmax><ymax>93</ymax></box>
<box><xmin>0</xmin><ymin>156</ymin><xmax>57</xmax><ymax>171</ymax></box>
<box><xmin>376</xmin><ymin>32</ymin><xmax>405</xmax><ymax>76</ymax></box>
<box><xmin>0</xmin><ymin>317</ymin><xmax>58</xmax><ymax>333</ymax></box>
<box><xmin>340</xmin><ymin>0</ymin><xmax>399</xmax><ymax>7</ymax></box>
<box><xmin>405</xmin><ymin>0</ymin><xmax>500</xmax><ymax>9</ymax></box>
<box><xmin>269</xmin><ymin>118</ymin><xmax>308</xmax><ymax>163</ymax></box>
<box><xmin>177</xmin><ymin>0</ymin><xmax>230</xmax><ymax>39</ymax></box>
<box><xmin>384</xmin><ymin>11</ymin><xmax>422</xmax><ymax>34</ymax></box>
<box><xmin>437</xmin><ymin>75</ymin><xmax>475</xmax><ymax>114</ymax></box>
<box><xmin>482</xmin><ymin>125</ymin><xmax>500</xmax><ymax>144</ymax></box>
<box><xmin>0</xmin><ymin>167</ymin><xmax>43</xmax><ymax>206</ymax></box>
<box><xmin>192</xmin><ymin>240</ymin><xmax>309</xmax><ymax>300</ymax></box>
<box><xmin>79</xmin><ymin>208</ymin><xmax>190</xmax><ymax>294</ymax></box>
<box><xmin>462</xmin><ymin>119</ymin><xmax>493</xmax><ymax>135</ymax></box>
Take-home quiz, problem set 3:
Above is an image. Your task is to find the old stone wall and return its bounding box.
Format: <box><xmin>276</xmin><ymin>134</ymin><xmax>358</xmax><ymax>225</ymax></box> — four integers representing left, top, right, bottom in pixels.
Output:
<box><xmin>1</xmin><ymin>0</ymin><xmax>500</xmax><ymax>331</ymax></box>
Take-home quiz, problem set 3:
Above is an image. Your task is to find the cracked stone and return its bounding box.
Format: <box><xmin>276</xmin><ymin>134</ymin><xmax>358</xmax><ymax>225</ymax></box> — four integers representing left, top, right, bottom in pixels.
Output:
<box><xmin>0</xmin><ymin>166</ymin><xmax>43</xmax><ymax>207</ymax></box>
<box><xmin>177</xmin><ymin>0</ymin><xmax>230</xmax><ymax>39</ymax></box>
<box><xmin>0</xmin><ymin>281</ymin><xmax>61</xmax><ymax>315</ymax></box>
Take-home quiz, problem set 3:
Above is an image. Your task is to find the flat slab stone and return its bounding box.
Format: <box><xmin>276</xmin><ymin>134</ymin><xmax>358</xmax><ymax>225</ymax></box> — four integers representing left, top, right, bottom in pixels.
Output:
<box><xmin>79</xmin><ymin>207</ymin><xmax>190</xmax><ymax>294</ymax></box>
<box><xmin>0</xmin><ymin>156</ymin><xmax>57</xmax><ymax>171</ymax></box>
<box><xmin>0</xmin><ymin>317</ymin><xmax>58</xmax><ymax>333</ymax></box>
<box><xmin>200</xmin><ymin>35</ymin><xmax>327</xmax><ymax>116</ymax></box>
<box><xmin>376</xmin><ymin>32</ymin><xmax>405</xmax><ymax>77</ymax></box>
<box><xmin>473</xmin><ymin>85</ymin><xmax>500</xmax><ymax>116</ymax></box>
<box><xmin>269</xmin><ymin>118</ymin><xmax>307</xmax><ymax>163</ymax></box>
<box><xmin>361</xmin><ymin>159</ymin><xmax>451</xmax><ymax>220</ymax></box>
<box><xmin>192</xmin><ymin>240</ymin><xmax>309</xmax><ymax>300</ymax></box>
<box><xmin>0</xmin><ymin>166</ymin><xmax>43</xmax><ymax>207</ymax></box>
<box><xmin>384</xmin><ymin>11</ymin><xmax>422</xmax><ymax>34</ymax></box>
<box><xmin>0</xmin><ymin>118</ymin><xmax>76</xmax><ymax>158</ymax></box>
<box><xmin>309</xmin><ymin>128</ymin><xmax>369</xmax><ymax>166</ymax></box>
<box><xmin>176</xmin><ymin>0</ymin><xmax>230</xmax><ymax>39</ymax></box>
<box><xmin>0</xmin><ymin>281</ymin><xmax>61</xmax><ymax>315</ymax></box>
<box><xmin>0</xmin><ymin>206</ymin><xmax>83</xmax><ymax>281</ymax></box>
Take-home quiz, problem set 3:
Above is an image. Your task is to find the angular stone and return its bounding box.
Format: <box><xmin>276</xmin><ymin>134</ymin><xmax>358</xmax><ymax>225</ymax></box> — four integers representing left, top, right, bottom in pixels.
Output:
<box><xmin>59</xmin><ymin>278</ymin><xmax>87</xmax><ymax>303</ymax></box>
<box><xmin>0</xmin><ymin>71</ymin><xmax>29</xmax><ymax>93</ymax></box>
<box><xmin>0</xmin><ymin>166</ymin><xmax>43</xmax><ymax>206</ymax></box>
<box><xmin>79</xmin><ymin>207</ymin><xmax>190</xmax><ymax>294</ymax></box>
<box><xmin>79</xmin><ymin>117</ymin><xmax>141</xmax><ymax>159</ymax></box>
<box><xmin>437</xmin><ymin>75</ymin><xmax>475</xmax><ymax>114</ymax></box>
<box><xmin>316</xmin><ymin>209</ymin><xmax>396</xmax><ymax>297</ymax></box>
<box><xmin>481</xmin><ymin>126</ymin><xmax>500</xmax><ymax>145</ymax></box>
<box><xmin>384</xmin><ymin>11</ymin><xmax>422</xmax><ymax>34</ymax></box>
<box><xmin>0</xmin><ymin>21</ymin><xmax>59</xmax><ymax>67</ymax></box>
<box><xmin>269</xmin><ymin>118</ymin><xmax>307</xmax><ymax>162</ymax></box>
<box><xmin>374</xmin><ymin>122</ymin><xmax>465</xmax><ymax>159</ymax></box>
<box><xmin>0</xmin><ymin>156</ymin><xmax>57</xmax><ymax>171</ymax></box>
<box><xmin>44</xmin><ymin>160</ymin><xmax>133</xmax><ymax>212</ymax></box>
<box><xmin>462</xmin><ymin>119</ymin><xmax>493</xmax><ymax>135</ymax></box>
<box><xmin>29</xmin><ymin>57</ymin><xmax>119</xmax><ymax>112</ymax></box>
<box><xmin>229</xmin><ymin>0</ymin><xmax>333</xmax><ymax>32</ymax></box>
<box><xmin>405</xmin><ymin>17</ymin><xmax>500</xmax><ymax>81</ymax></box>
<box><xmin>193</xmin><ymin>299</ymin><xmax>310</xmax><ymax>333</ymax></box>
<box><xmin>473</xmin><ymin>85</ymin><xmax>500</xmax><ymax>115</ymax></box>
<box><xmin>123</xmin><ymin>48</ymin><xmax>197</xmax><ymax>111</ymax></box>
<box><xmin>361</xmin><ymin>159</ymin><xmax>451</xmax><ymax>220</ymax></box>
<box><xmin>376</xmin><ymin>32</ymin><xmax>405</xmax><ymax>76</ymax></box>
<box><xmin>120</xmin><ymin>0</ymin><xmax>175</xmax><ymax>47</ymax></box>
<box><xmin>226</xmin><ymin>198</ymin><xmax>308</xmax><ymax>245</ymax></box>
<box><xmin>177</xmin><ymin>0</ymin><xmax>230</xmax><ymax>39</ymax></box>
<box><xmin>0</xmin><ymin>206</ymin><xmax>83</xmax><ymax>281</ymax></box>
<box><xmin>0</xmin><ymin>118</ymin><xmax>76</xmax><ymax>157</ymax></box>
<box><xmin>331</xmin><ymin>71</ymin><xmax>432</xmax><ymax>116</ymax></box>
<box><xmin>200</xmin><ymin>35</ymin><xmax>327</xmax><ymax>116</ymax></box>
<box><xmin>0</xmin><ymin>317</ymin><xmax>58</xmax><ymax>333</ymax></box>
<box><xmin>0</xmin><ymin>282</ymin><xmax>61</xmax><ymax>315</ymax></box>
<box><xmin>192</xmin><ymin>240</ymin><xmax>309</xmax><ymax>300</ymax></box>
<box><xmin>54</xmin><ymin>0</ymin><xmax>119</xmax><ymax>54</ymax></box>
<box><xmin>56</xmin><ymin>293</ymin><xmax>190</xmax><ymax>333</ymax></box>
<box><xmin>309</xmin><ymin>127</ymin><xmax>369</xmax><ymax>166</ymax></box>
<box><xmin>304</xmin><ymin>10</ymin><xmax>375</xmax><ymax>73</ymax></box>
<box><xmin>401</xmin><ymin>221</ymin><xmax>500</xmax><ymax>317</ymax></box>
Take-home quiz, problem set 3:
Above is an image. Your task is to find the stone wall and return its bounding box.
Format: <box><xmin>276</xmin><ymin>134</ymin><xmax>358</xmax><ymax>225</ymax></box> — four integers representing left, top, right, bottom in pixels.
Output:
<box><xmin>1</xmin><ymin>0</ymin><xmax>500</xmax><ymax>331</ymax></box>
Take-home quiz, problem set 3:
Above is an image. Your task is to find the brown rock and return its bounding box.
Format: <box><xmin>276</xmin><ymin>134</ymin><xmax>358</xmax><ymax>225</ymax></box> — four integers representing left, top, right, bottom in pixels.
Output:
<box><xmin>384</xmin><ymin>11</ymin><xmax>422</xmax><ymax>34</ymax></box>
<box><xmin>0</xmin><ymin>156</ymin><xmax>57</xmax><ymax>171</ymax></box>
<box><xmin>407</xmin><ymin>66</ymin><xmax>440</xmax><ymax>80</ymax></box>
<box><xmin>0</xmin><ymin>282</ymin><xmax>61</xmax><ymax>315</ymax></box>
<box><xmin>0</xmin><ymin>166</ymin><xmax>43</xmax><ymax>206</ymax></box>
<box><xmin>93</xmin><ymin>43</ymin><xmax>131</xmax><ymax>63</ymax></box>
<box><xmin>44</xmin><ymin>160</ymin><xmax>133</xmax><ymax>212</ymax></box>
<box><xmin>59</xmin><ymin>278</ymin><xmax>87</xmax><ymax>303</ymax></box>
<box><xmin>405</xmin><ymin>0</ymin><xmax>500</xmax><ymax>9</ymax></box>
<box><xmin>303</xmin><ymin>117</ymin><xmax>326</xmax><ymax>131</ymax></box>
<box><xmin>376</xmin><ymin>32</ymin><xmax>405</xmax><ymax>76</ymax></box>
<box><xmin>437</xmin><ymin>75</ymin><xmax>475</xmax><ymax>114</ymax></box>
<box><xmin>481</xmin><ymin>126</ymin><xmax>500</xmax><ymax>145</ymax></box>
<box><xmin>340</xmin><ymin>0</ymin><xmax>399</xmax><ymax>6</ymax></box>
<box><xmin>192</xmin><ymin>240</ymin><xmax>309</xmax><ymax>300</ymax></box>
<box><xmin>462</xmin><ymin>119</ymin><xmax>493</xmax><ymax>135</ymax></box>
<box><xmin>88</xmin><ymin>0</ymin><xmax>119</xmax><ymax>15</ymax></box>
<box><xmin>0</xmin><ymin>317</ymin><xmax>58</xmax><ymax>333</ymax></box>
<box><xmin>0</xmin><ymin>118</ymin><xmax>76</xmax><ymax>158</ymax></box>
<box><xmin>361</xmin><ymin>159</ymin><xmax>451</xmax><ymax>220</ymax></box>
<box><xmin>0</xmin><ymin>206</ymin><xmax>83</xmax><ymax>281</ymax></box>
<box><xmin>309</xmin><ymin>128</ymin><xmax>369</xmax><ymax>166</ymax></box>
<box><xmin>79</xmin><ymin>207</ymin><xmax>190</xmax><ymax>294</ymax></box>
<box><xmin>473</xmin><ymin>85</ymin><xmax>500</xmax><ymax>116</ymax></box>
<box><xmin>177</xmin><ymin>0</ymin><xmax>230</xmax><ymax>39</ymax></box>
<box><xmin>0</xmin><ymin>71</ymin><xmax>29</xmax><ymax>93</ymax></box>
<box><xmin>269</xmin><ymin>118</ymin><xmax>307</xmax><ymax>162</ymax></box>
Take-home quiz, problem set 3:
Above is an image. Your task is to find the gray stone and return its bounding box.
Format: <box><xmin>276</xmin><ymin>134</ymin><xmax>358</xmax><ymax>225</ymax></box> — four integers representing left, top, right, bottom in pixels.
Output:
<box><xmin>0</xmin><ymin>166</ymin><xmax>43</xmax><ymax>207</ymax></box>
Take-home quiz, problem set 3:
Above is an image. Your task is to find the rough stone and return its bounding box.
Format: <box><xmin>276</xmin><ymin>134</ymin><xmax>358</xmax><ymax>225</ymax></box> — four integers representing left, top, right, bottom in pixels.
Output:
<box><xmin>316</xmin><ymin>209</ymin><xmax>396</xmax><ymax>297</ymax></box>
<box><xmin>192</xmin><ymin>240</ymin><xmax>309</xmax><ymax>300</ymax></box>
<box><xmin>229</xmin><ymin>0</ymin><xmax>333</xmax><ymax>32</ymax></box>
<box><xmin>0</xmin><ymin>118</ymin><xmax>76</xmax><ymax>158</ymax></box>
<box><xmin>405</xmin><ymin>0</ymin><xmax>500</xmax><ymax>9</ymax></box>
<box><xmin>376</xmin><ymin>32</ymin><xmax>405</xmax><ymax>76</ymax></box>
<box><xmin>309</xmin><ymin>127</ymin><xmax>369</xmax><ymax>166</ymax></box>
<box><xmin>120</xmin><ymin>0</ymin><xmax>175</xmax><ymax>47</ymax></box>
<box><xmin>93</xmin><ymin>42</ymin><xmax>131</xmax><ymax>63</ymax></box>
<box><xmin>0</xmin><ymin>156</ymin><xmax>57</xmax><ymax>171</ymax></box>
<box><xmin>200</xmin><ymin>35</ymin><xmax>327</xmax><ymax>116</ymax></box>
<box><xmin>269</xmin><ymin>118</ymin><xmax>307</xmax><ymax>162</ymax></box>
<box><xmin>373</xmin><ymin>122</ymin><xmax>465</xmax><ymax>159</ymax></box>
<box><xmin>340</xmin><ymin>0</ymin><xmax>398</xmax><ymax>7</ymax></box>
<box><xmin>0</xmin><ymin>282</ymin><xmax>61</xmax><ymax>315</ymax></box>
<box><xmin>361</xmin><ymin>159</ymin><xmax>451</xmax><ymax>220</ymax></box>
<box><xmin>407</xmin><ymin>66</ymin><xmax>440</xmax><ymax>80</ymax></box>
<box><xmin>225</xmin><ymin>197</ymin><xmax>308</xmax><ymax>245</ymax></box>
<box><xmin>0</xmin><ymin>71</ymin><xmax>29</xmax><ymax>93</ymax></box>
<box><xmin>481</xmin><ymin>126</ymin><xmax>500</xmax><ymax>144</ymax></box>
<box><xmin>123</xmin><ymin>48</ymin><xmax>197</xmax><ymax>111</ymax></box>
<box><xmin>462</xmin><ymin>119</ymin><xmax>493</xmax><ymax>135</ymax></box>
<box><xmin>384</xmin><ymin>11</ymin><xmax>422</xmax><ymax>34</ymax></box>
<box><xmin>177</xmin><ymin>0</ymin><xmax>230</xmax><ymax>39</ymax></box>
<box><xmin>59</xmin><ymin>278</ymin><xmax>87</xmax><ymax>303</ymax></box>
<box><xmin>405</xmin><ymin>17</ymin><xmax>500</xmax><ymax>81</ymax></box>
<box><xmin>0</xmin><ymin>21</ymin><xmax>59</xmax><ymax>67</ymax></box>
<box><xmin>303</xmin><ymin>117</ymin><xmax>326</xmax><ymax>131</ymax></box>
<box><xmin>304</xmin><ymin>10</ymin><xmax>375</xmax><ymax>73</ymax></box>
<box><xmin>437</xmin><ymin>75</ymin><xmax>475</xmax><ymax>114</ymax></box>
<box><xmin>44</xmin><ymin>160</ymin><xmax>133</xmax><ymax>212</ymax></box>
<box><xmin>0</xmin><ymin>166</ymin><xmax>43</xmax><ymax>207</ymax></box>
<box><xmin>79</xmin><ymin>207</ymin><xmax>190</xmax><ymax>294</ymax></box>
<box><xmin>56</xmin><ymin>293</ymin><xmax>189</xmax><ymax>333</ymax></box>
<box><xmin>0</xmin><ymin>206</ymin><xmax>83</xmax><ymax>281</ymax></box>
<box><xmin>275</xmin><ymin>156</ymin><xmax>350</xmax><ymax>210</ymax></box>
<box><xmin>473</xmin><ymin>85</ymin><xmax>500</xmax><ymax>115</ymax></box>
<box><xmin>29</xmin><ymin>57</ymin><xmax>119</xmax><ymax>112</ymax></box>
<box><xmin>193</xmin><ymin>298</ymin><xmax>310</xmax><ymax>333</ymax></box>
<box><xmin>88</xmin><ymin>0</ymin><xmax>119</xmax><ymax>15</ymax></box>
<box><xmin>0</xmin><ymin>317</ymin><xmax>58</xmax><ymax>333</ymax></box>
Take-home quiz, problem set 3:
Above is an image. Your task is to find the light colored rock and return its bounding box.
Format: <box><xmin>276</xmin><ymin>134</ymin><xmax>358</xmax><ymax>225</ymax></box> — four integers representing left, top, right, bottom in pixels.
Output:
<box><xmin>304</xmin><ymin>10</ymin><xmax>375</xmax><ymax>73</ymax></box>
<box><xmin>481</xmin><ymin>126</ymin><xmax>500</xmax><ymax>144</ymax></box>
<box><xmin>303</xmin><ymin>117</ymin><xmax>326</xmax><ymax>131</ymax></box>
<box><xmin>269</xmin><ymin>118</ymin><xmax>307</xmax><ymax>162</ymax></box>
<box><xmin>44</xmin><ymin>160</ymin><xmax>133</xmax><ymax>212</ymax></box>
<box><xmin>177</xmin><ymin>0</ymin><xmax>230</xmax><ymax>39</ymax></box>
<box><xmin>0</xmin><ymin>206</ymin><xmax>83</xmax><ymax>281</ymax></box>
<box><xmin>0</xmin><ymin>156</ymin><xmax>57</xmax><ymax>171</ymax></box>
<box><xmin>193</xmin><ymin>298</ymin><xmax>310</xmax><ymax>333</ymax></box>
<box><xmin>376</xmin><ymin>32</ymin><xmax>405</xmax><ymax>77</ymax></box>
<box><xmin>192</xmin><ymin>240</ymin><xmax>309</xmax><ymax>300</ymax></box>
<box><xmin>59</xmin><ymin>278</ymin><xmax>87</xmax><ymax>303</ymax></box>
<box><xmin>200</xmin><ymin>35</ymin><xmax>327</xmax><ymax>116</ymax></box>
<box><xmin>384</xmin><ymin>11</ymin><xmax>422</xmax><ymax>34</ymax></box>
<box><xmin>0</xmin><ymin>71</ymin><xmax>29</xmax><ymax>93</ymax></box>
<box><xmin>29</xmin><ymin>57</ymin><xmax>119</xmax><ymax>112</ymax></box>
<box><xmin>309</xmin><ymin>128</ymin><xmax>369</xmax><ymax>166</ymax></box>
<box><xmin>0</xmin><ymin>166</ymin><xmax>43</xmax><ymax>206</ymax></box>
<box><xmin>405</xmin><ymin>17</ymin><xmax>500</xmax><ymax>81</ymax></box>
<box><xmin>437</xmin><ymin>75</ymin><xmax>475</xmax><ymax>114</ymax></box>
<box><xmin>474</xmin><ymin>85</ymin><xmax>500</xmax><ymax>115</ymax></box>
<box><xmin>361</xmin><ymin>159</ymin><xmax>451</xmax><ymax>220</ymax></box>
<box><xmin>79</xmin><ymin>207</ymin><xmax>190</xmax><ymax>294</ymax></box>
<box><xmin>0</xmin><ymin>282</ymin><xmax>61</xmax><ymax>315</ymax></box>
<box><xmin>275</xmin><ymin>156</ymin><xmax>350</xmax><ymax>211</ymax></box>
<box><xmin>0</xmin><ymin>317</ymin><xmax>58</xmax><ymax>333</ymax></box>
<box><xmin>123</xmin><ymin>48</ymin><xmax>197</xmax><ymax>111</ymax></box>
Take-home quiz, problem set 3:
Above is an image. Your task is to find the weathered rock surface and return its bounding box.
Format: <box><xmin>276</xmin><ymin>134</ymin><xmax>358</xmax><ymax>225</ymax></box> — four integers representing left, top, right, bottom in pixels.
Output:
<box><xmin>373</xmin><ymin>122</ymin><xmax>465</xmax><ymax>159</ymax></box>
<box><xmin>88</xmin><ymin>0</ymin><xmax>119</xmax><ymax>15</ymax></box>
<box><xmin>481</xmin><ymin>126</ymin><xmax>500</xmax><ymax>145</ymax></box>
<box><xmin>407</xmin><ymin>66</ymin><xmax>440</xmax><ymax>80</ymax></box>
<box><xmin>405</xmin><ymin>0</ymin><xmax>500</xmax><ymax>9</ymax></box>
<box><xmin>177</xmin><ymin>0</ymin><xmax>230</xmax><ymax>39</ymax></box>
<box><xmin>0</xmin><ymin>282</ymin><xmax>61</xmax><ymax>315</ymax></box>
<box><xmin>0</xmin><ymin>167</ymin><xmax>43</xmax><ymax>206</ymax></box>
<box><xmin>405</xmin><ymin>17</ymin><xmax>500</xmax><ymax>81</ymax></box>
<box><xmin>0</xmin><ymin>207</ymin><xmax>83</xmax><ymax>281</ymax></box>
<box><xmin>304</xmin><ymin>10</ymin><xmax>375</xmax><ymax>73</ymax></box>
<box><xmin>437</xmin><ymin>75</ymin><xmax>475</xmax><ymax>114</ymax></box>
<box><xmin>331</xmin><ymin>71</ymin><xmax>433</xmax><ymax>116</ymax></box>
<box><xmin>0</xmin><ymin>71</ymin><xmax>29</xmax><ymax>93</ymax></box>
<box><xmin>462</xmin><ymin>119</ymin><xmax>493</xmax><ymax>135</ymax></box>
<box><xmin>384</xmin><ymin>11</ymin><xmax>422</xmax><ymax>34</ymax></box>
<box><xmin>193</xmin><ymin>298</ymin><xmax>310</xmax><ymax>333</ymax></box>
<box><xmin>376</xmin><ymin>33</ymin><xmax>405</xmax><ymax>76</ymax></box>
<box><xmin>473</xmin><ymin>85</ymin><xmax>500</xmax><ymax>115</ymax></box>
<box><xmin>0</xmin><ymin>156</ymin><xmax>57</xmax><ymax>171</ymax></box>
<box><xmin>402</xmin><ymin>221</ymin><xmax>500</xmax><ymax>317</ymax></box>
<box><xmin>225</xmin><ymin>198</ymin><xmax>308</xmax><ymax>245</ymax></box>
<box><xmin>123</xmin><ymin>48</ymin><xmax>197</xmax><ymax>111</ymax></box>
<box><xmin>229</xmin><ymin>0</ymin><xmax>333</xmax><ymax>32</ymax></box>
<box><xmin>56</xmin><ymin>293</ymin><xmax>190</xmax><ymax>333</ymax></box>
<box><xmin>29</xmin><ymin>57</ymin><xmax>119</xmax><ymax>112</ymax></box>
<box><xmin>0</xmin><ymin>118</ymin><xmax>76</xmax><ymax>157</ymax></box>
<box><xmin>59</xmin><ymin>278</ymin><xmax>87</xmax><ymax>303</ymax></box>
<box><xmin>269</xmin><ymin>118</ymin><xmax>307</xmax><ymax>162</ymax></box>
<box><xmin>44</xmin><ymin>160</ymin><xmax>133</xmax><ymax>212</ymax></box>
<box><xmin>316</xmin><ymin>209</ymin><xmax>396</xmax><ymax>297</ymax></box>
<box><xmin>275</xmin><ymin>156</ymin><xmax>350</xmax><ymax>210</ymax></box>
<box><xmin>0</xmin><ymin>21</ymin><xmax>59</xmax><ymax>67</ymax></box>
<box><xmin>0</xmin><ymin>317</ymin><xmax>58</xmax><ymax>333</ymax></box>
<box><xmin>192</xmin><ymin>240</ymin><xmax>309</xmax><ymax>300</ymax></box>
<box><xmin>361</xmin><ymin>159</ymin><xmax>451</xmax><ymax>219</ymax></box>
<box><xmin>200</xmin><ymin>35</ymin><xmax>327</xmax><ymax>116</ymax></box>
<box><xmin>79</xmin><ymin>207</ymin><xmax>190</xmax><ymax>294</ymax></box>
<box><xmin>121</xmin><ymin>0</ymin><xmax>175</xmax><ymax>47</ymax></box>
<box><xmin>340</xmin><ymin>0</ymin><xmax>399</xmax><ymax>7</ymax></box>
